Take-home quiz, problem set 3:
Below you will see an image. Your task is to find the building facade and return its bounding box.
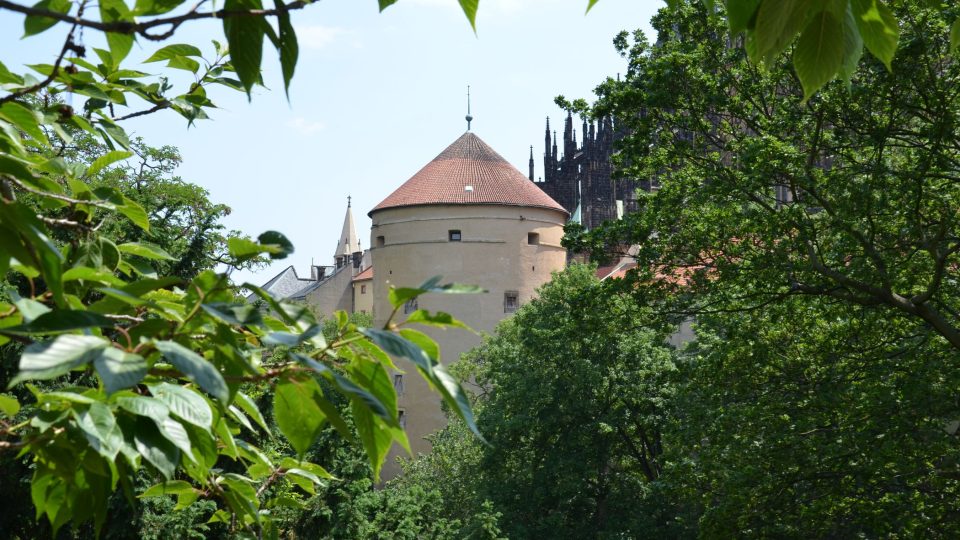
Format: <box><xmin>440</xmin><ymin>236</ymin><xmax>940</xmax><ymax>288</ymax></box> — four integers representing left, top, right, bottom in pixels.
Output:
<box><xmin>368</xmin><ymin>131</ymin><xmax>568</xmax><ymax>475</ymax></box>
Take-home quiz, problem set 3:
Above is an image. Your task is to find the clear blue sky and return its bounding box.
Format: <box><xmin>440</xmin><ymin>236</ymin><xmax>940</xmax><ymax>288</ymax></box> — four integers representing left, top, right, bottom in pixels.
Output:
<box><xmin>1</xmin><ymin>0</ymin><xmax>659</xmax><ymax>286</ymax></box>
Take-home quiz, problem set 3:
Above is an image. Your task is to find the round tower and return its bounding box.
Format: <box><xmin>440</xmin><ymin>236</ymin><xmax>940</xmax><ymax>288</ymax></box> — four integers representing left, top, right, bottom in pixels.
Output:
<box><xmin>369</xmin><ymin>132</ymin><xmax>568</xmax><ymax>471</ymax></box>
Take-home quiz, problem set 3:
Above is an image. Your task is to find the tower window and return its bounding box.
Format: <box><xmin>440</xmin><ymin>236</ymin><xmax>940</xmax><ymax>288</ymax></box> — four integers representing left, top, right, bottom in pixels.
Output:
<box><xmin>360</xmin><ymin>284</ymin><xmax>367</xmax><ymax>294</ymax></box>
<box><xmin>404</xmin><ymin>298</ymin><xmax>418</xmax><ymax>314</ymax></box>
<box><xmin>376</xmin><ymin>236</ymin><xmax>385</xmax><ymax>247</ymax></box>
<box><xmin>504</xmin><ymin>291</ymin><xmax>519</xmax><ymax>313</ymax></box>
<box><xmin>398</xmin><ymin>409</ymin><xmax>407</xmax><ymax>429</ymax></box>
<box><xmin>393</xmin><ymin>374</ymin><xmax>405</xmax><ymax>395</ymax></box>
<box><xmin>528</xmin><ymin>232</ymin><xmax>540</xmax><ymax>245</ymax></box>
<box><xmin>448</xmin><ymin>230</ymin><xmax>462</xmax><ymax>242</ymax></box>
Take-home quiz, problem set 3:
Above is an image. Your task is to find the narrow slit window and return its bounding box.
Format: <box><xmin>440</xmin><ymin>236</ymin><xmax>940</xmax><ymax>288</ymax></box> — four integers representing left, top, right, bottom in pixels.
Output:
<box><xmin>504</xmin><ymin>291</ymin><xmax>519</xmax><ymax>313</ymax></box>
<box><xmin>393</xmin><ymin>374</ymin><xmax>405</xmax><ymax>395</ymax></box>
<box><xmin>404</xmin><ymin>298</ymin><xmax>418</xmax><ymax>314</ymax></box>
<box><xmin>376</xmin><ymin>236</ymin><xmax>385</xmax><ymax>247</ymax></box>
<box><xmin>449</xmin><ymin>230</ymin><xmax>462</xmax><ymax>242</ymax></box>
<box><xmin>398</xmin><ymin>409</ymin><xmax>407</xmax><ymax>429</ymax></box>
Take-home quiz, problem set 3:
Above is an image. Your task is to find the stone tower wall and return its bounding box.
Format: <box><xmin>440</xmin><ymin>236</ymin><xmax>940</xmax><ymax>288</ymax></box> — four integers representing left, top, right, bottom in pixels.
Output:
<box><xmin>370</xmin><ymin>203</ymin><xmax>567</xmax><ymax>477</ymax></box>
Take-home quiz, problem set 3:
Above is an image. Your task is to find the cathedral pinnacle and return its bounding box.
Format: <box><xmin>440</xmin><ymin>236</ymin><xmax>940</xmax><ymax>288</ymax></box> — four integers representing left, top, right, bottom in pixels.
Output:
<box><xmin>465</xmin><ymin>85</ymin><xmax>473</xmax><ymax>131</ymax></box>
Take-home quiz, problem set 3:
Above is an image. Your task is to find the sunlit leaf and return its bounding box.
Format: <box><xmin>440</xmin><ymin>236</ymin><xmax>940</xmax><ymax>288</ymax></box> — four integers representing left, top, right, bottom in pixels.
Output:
<box><xmin>154</xmin><ymin>341</ymin><xmax>229</xmax><ymax>402</ymax></box>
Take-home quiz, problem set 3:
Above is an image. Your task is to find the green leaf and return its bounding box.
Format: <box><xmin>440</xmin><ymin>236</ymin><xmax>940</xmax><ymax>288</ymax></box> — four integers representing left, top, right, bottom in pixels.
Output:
<box><xmin>223</xmin><ymin>0</ymin><xmax>266</xmax><ymax>95</ymax></box>
<box><xmin>144</xmin><ymin>44</ymin><xmax>203</xmax><ymax>63</ymax></box>
<box><xmin>351</xmin><ymin>401</ymin><xmax>393</xmax><ymax>480</ymax></box>
<box><xmin>23</xmin><ymin>0</ymin><xmax>71</xmax><ymax>37</ymax></box>
<box><xmin>98</xmin><ymin>120</ymin><xmax>130</xmax><ymax>150</ymax></box>
<box><xmin>850</xmin><ymin>0</ymin><xmax>898</xmax><ymax>70</ymax></box>
<box><xmin>201</xmin><ymin>302</ymin><xmax>263</xmax><ymax>326</ymax></box>
<box><xmin>117</xmin><ymin>196</ymin><xmax>150</xmax><ymax>231</ymax></box>
<box><xmin>117</xmin><ymin>242</ymin><xmax>174</xmax><ymax>261</ymax></box>
<box><xmin>837</xmin><ymin>1</ymin><xmax>864</xmax><ymax>84</ymax></box>
<box><xmin>132</xmin><ymin>0</ymin><xmax>183</xmax><ymax>16</ymax></box>
<box><xmin>361</xmin><ymin>328</ymin><xmax>482</xmax><ymax>440</ymax></box>
<box><xmin>13</xmin><ymin>296</ymin><xmax>50</xmax><ymax>322</ymax></box>
<box><xmin>140</xmin><ymin>480</ymin><xmax>196</xmax><ymax>498</ymax></box>
<box><xmin>752</xmin><ymin>0</ymin><xmax>809</xmax><ymax>63</ymax></box>
<box><xmin>154</xmin><ymin>341</ymin><xmax>229</xmax><ymax>402</ymax></box>
<box><xmin>62</xmin><ymin>267</ymin><xmax>124</xmax><ymax>286</ymax></box>
<box><xmin>243</xmin><ymin>283</ymin><xmax>307</xmax><ymax>325</ymax></box>
<box><xmin>99</xmin><ymin>0</ymin><xmax>134</xmax><ymax>63</ymax></box>
<box><xmin>273</xmin><ymin>0</ymin><xmax>298</xmax><ymax>97</ymax></box>
<box><xmin>273</xmin><ymin>375</ymin><xmax>326</xmax><ymax>456</ymax></box>
<box><xmin>11</xmin><ymin>335</ymin><xmax>109</xmax><ymax>386</ymax></box>
<box><xmin>458</xmin><ymin>0</ymin><xmax>478</xmax><ymax>31</ymax></box>
<box><xmin>0</xmin><ymin>155</ymin><xmax>36</xmax><ymax>182</ymax></box>
<box><xmin>93</xmin><ymin>348</ymin><xmax>147</xmax><ymax>394</ymax></box>
<box><xmin>262</xmin><ymin>325</ymin><xmax>321</xmax><ymax>348</ymax></box>
<box><xmin>85</xmin><ymin>150</ymin><xmax>132</xmax><ymax>177</ymax></box>
<box><xmin>404</xmin><ymin>309</ymin><xmax>471</xmax><ymax>331</ymax></box>
<box><xmin>390</xmin><ymin>277</ymin><xmax>486</xmax><ymax>308</ymax></box>
<box><xmin>951</xmin><ymin>18</ymin><xmax>960</xmax><ymax>54</ymax></box>
<box><xmin>228</xmin><ymin>232</ymin><xmax>293</xmax><ymax>262</ymax></box>
<box><xmin>116</xmin><ymin>395</ymin><xmax>170</xmax><ymax>420</ymax></box>
<box><xmin>793</xmin><ymin>10</ymin><xmax>846</xmax><ymax>100</ymax></box>
<box><xmin>0</xmin><ymin>203</ymin><xmax>65</xmax><ymax>304</ymax></box>
<box><xmin>285</xmin><ymin>468</ymin><xmax>326</xmax><ymax>488</ymax></box>
<box><xmin>1</xmin><ymin>309</ymin><xmax>113</xmax><ymax>335</ymax></box>
<box><xmin>149</xmin><ymin>382</ymin><xmax>214</xmax><ymax>429</ymax></box>
<box><xmin>279</xmin><ymin>457</ymin><xmax>335</xmax><ymax>479</ymax></box>
<box><xmin>73</xmin><ymin>401</ymin><xmax>122</xmax><ymax>460</ymax></box>
<box><xmin>257</xmin><ymin>230</ymin><xmax>294</xmax><ymax>259</ymax></box>
<box><xmin>377</xmin><ymin>0</ymin><xmax>397</xmax><ymax>11</ymax></box>
<box><xmin>295</xmin><ymin>353</ymin><xmax>392</xmax><ymax>422</ymax></box>
<box><xmin>234</xmin><ymin>391</ymin><xmax>268</xmax><ymax>432</ymax></box>
<box><xmin>727</xmin><ymin>0</ymin><xmax>761</xmax><ymax>34</ymax></box>
<box><xmin>585</xmin><ymin>0</ymin><xmax>600</xmax><ymax>14</ymax></box>
<box><xmin>0</xmin><ymin>393</ymin><xmax>21</xmax><ymax>417</ymax></box>
<box><xmin>156</xmin><ymin>416</ymin><xmax>194</xmax><ymax>460</ymax></box>
<box><xmin>0</xmin><ymin>101</ymin><xmax>49</xmax><ymax>146</ymax></box>
<box><xmin>227</xmin><ymin>404</ymin><xmax>255</xmax><ymax>433</ymax></box>
<box><xmin>133</xmin><ymin>417</ymin><xmax>180</xmax><ymax>479</ymax></box>
<box><xmin>214</xmin><ymin>418</ymin><xmax>238</xmax><ymax>459</ymax></box>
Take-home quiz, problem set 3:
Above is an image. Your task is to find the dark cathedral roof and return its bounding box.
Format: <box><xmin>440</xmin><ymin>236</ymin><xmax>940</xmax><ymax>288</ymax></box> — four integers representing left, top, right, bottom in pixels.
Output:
<box><xmin>370</xmin><ymin>132</ymin><xmax>567</xmax><ymax>215</ymax></box>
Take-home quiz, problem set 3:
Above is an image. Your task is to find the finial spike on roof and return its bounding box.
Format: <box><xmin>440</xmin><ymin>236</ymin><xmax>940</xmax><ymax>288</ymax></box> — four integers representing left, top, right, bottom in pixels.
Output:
<box><xmin>347</xmin><ymin>195</ymin><xmax>351</xmax><ymax>208</ymax></box>
<box><xmin>465</xmin><ymin>85</ymin><xmax>473</xmax><ymax>131</ymax></box>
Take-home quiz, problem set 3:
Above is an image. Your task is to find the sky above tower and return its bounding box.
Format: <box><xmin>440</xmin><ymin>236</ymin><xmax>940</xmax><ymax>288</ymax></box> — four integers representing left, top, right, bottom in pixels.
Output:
<box><xmin>0</xmin><ymin>0</ymin><xmax>658</xmax><ymax>286</ymax></box>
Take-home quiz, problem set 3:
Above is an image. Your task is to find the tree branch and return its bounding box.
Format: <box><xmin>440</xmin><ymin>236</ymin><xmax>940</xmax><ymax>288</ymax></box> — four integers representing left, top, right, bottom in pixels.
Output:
<box><xmin>0</xmin><ymin>0</ymin><xmax>309</xmax><ymax>41</ymax></box>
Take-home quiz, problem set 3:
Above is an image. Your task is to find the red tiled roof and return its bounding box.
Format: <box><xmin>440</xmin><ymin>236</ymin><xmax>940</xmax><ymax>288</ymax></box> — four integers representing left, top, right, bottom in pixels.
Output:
<box><xmin>353</xmin><ymin>266</ymin><xmax>373</xmax><ymax>281</ymax></box>
<box><xmin>370</xmin><ymin>132</ymin><xmax>567</xmax><ymax>215</ymax></box>
<box><xmin>597</xmin><ymin>262</ymin><xmax>638</xmax><ymax>281</ymax></box>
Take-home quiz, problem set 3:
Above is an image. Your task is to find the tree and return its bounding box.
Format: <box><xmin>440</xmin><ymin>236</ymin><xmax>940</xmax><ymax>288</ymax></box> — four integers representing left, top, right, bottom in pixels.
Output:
<box><xmin>415</xmin><ymin>265</ymin><xmax>683</xmax><ymax>539</ymax></box>
<box><xmin>666</xmin><ymin>294</ymin><xmax>960</xmax><ymax>536</ymax></box>
<box><xmin>560</xmin><ymin>1</ymin><xmax>960</xmax><ymax>534</ymax></box>
<box><xmin>655</xmin><ymin>0</ymin><xmax>959</xmax><ymax>99</ymax></box>
<box><xmin>0</xmin><ymin>1</ymin><xmax>484</xmax><ymax>536</ymax></box>
<box><xmin>569</xmin><ymin>1</ymin><xmax>960</xmax><ymax>351</ymax></box>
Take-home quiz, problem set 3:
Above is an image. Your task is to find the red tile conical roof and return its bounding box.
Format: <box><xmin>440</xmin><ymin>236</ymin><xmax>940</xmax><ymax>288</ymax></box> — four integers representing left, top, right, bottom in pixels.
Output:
<box><xmin>370</xmin><ymin>132</ymin><xmax>567</xmax><ymax>216</ymax></box>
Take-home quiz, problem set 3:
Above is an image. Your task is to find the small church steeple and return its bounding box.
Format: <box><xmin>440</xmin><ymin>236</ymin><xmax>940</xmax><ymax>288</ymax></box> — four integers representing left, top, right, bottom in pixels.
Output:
<box><xmin>335</xmin><ymin>196</ymin><xmax>360</xmax><ymax>269</ymax></box>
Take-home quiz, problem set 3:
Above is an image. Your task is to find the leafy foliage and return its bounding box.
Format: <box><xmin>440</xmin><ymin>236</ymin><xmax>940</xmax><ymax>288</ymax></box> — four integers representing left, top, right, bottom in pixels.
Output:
<box><xmin>387</xmin><ymin>265</ymin><xmax>684</xmax><ymax>539</ymax></box>
<box><xmin>0</xmin><ymin>1</ymin><xmax>482</xmax><ymax>536</ymax></box>
<box><xmin>659</xmin><ymin>0</ymin><xmax>957</xmax><ymax>99</ymax></box>
<box><xmin>555</xmin><ymin>0</ymin><xmax>960</xmax><ymax>534</ymax></box>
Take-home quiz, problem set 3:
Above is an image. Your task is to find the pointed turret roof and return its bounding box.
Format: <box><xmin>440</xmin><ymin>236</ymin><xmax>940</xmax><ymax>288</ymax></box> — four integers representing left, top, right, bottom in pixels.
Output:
<box><xmin>370</xmin><ymin>132</ymin><xmax>567</xmax><ymax>216</ymax></box>
<box><xmin>336</xmin><ymin>198</ymin><xmax>360</xmax><ymax>257</ymax></box>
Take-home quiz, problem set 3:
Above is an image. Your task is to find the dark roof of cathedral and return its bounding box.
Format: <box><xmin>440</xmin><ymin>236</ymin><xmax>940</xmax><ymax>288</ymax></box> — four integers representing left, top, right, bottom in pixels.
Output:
<box><xmin>370</xmin><ymin>132</ymin><xmax>567</xmax><ymax>215</ymax></box>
